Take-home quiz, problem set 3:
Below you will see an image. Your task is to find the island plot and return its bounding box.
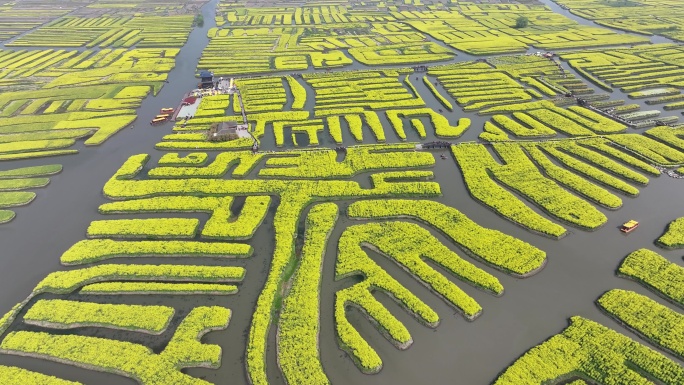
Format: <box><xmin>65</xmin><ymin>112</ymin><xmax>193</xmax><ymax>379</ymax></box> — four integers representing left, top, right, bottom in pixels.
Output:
<box><xmin>552</xmin><ymin>0</ymin><xmax>684</xmax><ymax>42</ymax></box>
<box><xmin>0</xmin><ymin>147</ymin><xmax>548</xmax><ymax>384</ymax></box>
<box><xmin>495</xmin><ymin>228</ymin><xmax>684</xmax><ymax>384</ymax></box>
<box><xmin>0</xmin><ymin>0</ymin><xmax>683</xmax><ymax>384</ymax></box>
<box><xmin>0</xmin><ymin>0</ymin><xmax>208</xmax><ymax>222</ymax></box>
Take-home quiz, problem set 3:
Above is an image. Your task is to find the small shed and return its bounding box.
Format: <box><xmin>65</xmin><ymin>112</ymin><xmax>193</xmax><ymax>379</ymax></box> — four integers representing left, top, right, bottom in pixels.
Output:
<box><xmin>208</xmin><ymin>121</ymin><xmax>239</xmax><ymax>142</ymax></box>
<box><xmin>199</xmin><ymin>70</ymin><xmax>214</xmax><ymax>89</ymax></box>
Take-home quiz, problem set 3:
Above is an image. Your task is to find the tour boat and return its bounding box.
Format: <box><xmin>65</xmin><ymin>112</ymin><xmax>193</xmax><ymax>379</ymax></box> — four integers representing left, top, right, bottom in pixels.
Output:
<box><xmin>160</xmin><ymin>108</ymin><xmax>174</xmax><ymax>114</ymax></box>
<box><xmin>620</xmin><ymin>220</ymin><xmax>639</xmax><ymax>233</ymax></box>
<box><xmin>150</xmin><ymin>117</ymin><xmax>167</xmax><ymax>125</ymax></box>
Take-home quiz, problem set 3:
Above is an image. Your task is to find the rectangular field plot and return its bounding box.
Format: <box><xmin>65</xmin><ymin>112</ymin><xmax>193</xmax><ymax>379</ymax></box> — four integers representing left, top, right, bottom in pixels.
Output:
<box><xmin>399</xmin><ymin>5</ymin><xmax>647</xmax><ymax>55</ymax></box>
<box><xmin>162</xmin><ymin>68</ymin><xmax>473</xmax><ymax>148</ymax></box>
<box><xmin>0</xmin><ymin>2</ymin><xmax>75</xmax><ymax>41</ymax></box>
<box><xmin>203</xmin><ymin>0</ymin><xmax>647</xmax><ymax>75</ymax></box>
<box><xmin>0</xmin><ymin>48</ymin><xmax>180</xmax><ymax>160</ymax></box>
<box><xmin>553</xmin><ymin>0</ymin><xmax>684</xmax><ymax>41</ymax></box>
<box><xmin>562</xmin><ymin>44</ymin><xmax>684</xmax><ymax>92</ymax></box>
<box><xmin>0</xmin><ymin>145</ymin><xmax>550</xmax><ymax>385</ymax></box>
<box><xmin>3</xmin><ymin>134</ymin><xmax>684</xmax><ymax>384</ymax></box>
<box><xmin>7</xmin><ymin>16</ymin><xmax>197</xmax><ymax>48</ymax></box>
<box><xmin>200</xmin><ymin>24</ymin><xmax>455</xmax><ymax>76</ymax></box>
<box><xmin>1</xmin><ymin>0</ymin><xmax>684</xmax><ymax>384</ymax></box>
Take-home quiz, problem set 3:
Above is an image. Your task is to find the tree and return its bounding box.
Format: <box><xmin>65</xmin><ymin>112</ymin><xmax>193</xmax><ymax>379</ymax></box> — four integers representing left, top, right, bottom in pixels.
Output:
<box><xmin>193</xmin><ymin>14</ymin><xmax>204</xmax><ymax>27</ymax></box>
<box><xmin>515</xmin><ymin>16</ymin><xmax>529</xmax><ymax>28</ymax></box>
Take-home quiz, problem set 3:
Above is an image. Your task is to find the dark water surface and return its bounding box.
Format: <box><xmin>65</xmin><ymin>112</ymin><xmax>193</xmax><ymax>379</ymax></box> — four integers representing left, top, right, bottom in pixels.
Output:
<box><xmin>0</xmin><ymin>1</ymin><xmax>682</xmax><ymax>384</ymax></box>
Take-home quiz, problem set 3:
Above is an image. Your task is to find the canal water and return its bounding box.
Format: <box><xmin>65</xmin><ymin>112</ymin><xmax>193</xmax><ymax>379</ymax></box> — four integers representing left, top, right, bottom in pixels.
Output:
<box><xmin>0</xmin><ymin>0</ymin><xmax>682</xmax><ymax>384</ymax></box>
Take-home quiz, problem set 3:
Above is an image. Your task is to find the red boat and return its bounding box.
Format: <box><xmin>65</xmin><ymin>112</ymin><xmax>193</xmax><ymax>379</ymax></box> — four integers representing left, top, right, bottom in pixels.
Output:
<box><xmin>620</xmin><ymin>220</ymin><xmax>639</xmax><ymax>233</ymax></box>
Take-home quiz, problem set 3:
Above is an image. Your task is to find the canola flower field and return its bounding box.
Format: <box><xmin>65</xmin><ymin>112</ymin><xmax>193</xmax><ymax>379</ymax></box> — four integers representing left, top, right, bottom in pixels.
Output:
<box><xmin>0</xmin><ymin>0</ymin><xmax>683</xmax><ymax>384</ymax></box>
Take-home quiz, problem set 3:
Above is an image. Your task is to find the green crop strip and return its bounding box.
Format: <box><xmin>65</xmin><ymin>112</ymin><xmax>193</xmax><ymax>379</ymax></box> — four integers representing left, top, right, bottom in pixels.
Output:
<box><xmin>98</xmin><ymin>196</ymin><xmax>271</xmax><ymax>240</ymax></box>
<box><xmin>338</xmin><ymin>221</ymin><xmax>500</xmax><ymax>317</ymax></box>
<box><xmin>1</xmin><ymin>306</ymin><xmax>231</xmax><ymax>385</ymax></box>
<box><xmin>0</xmin><ymin>162</ymin><xmax>62</xmax><ymax>224</ymax></box>
<box><xmin>582</xmin><ymin>140</ymin><xmax>661</xmax><ymax>176</ymax></box>
<box><xmin>35</xmin><ymin>264</ymin><xmax>245</xmax><ymax>295</ymax></box>
<box><xmin>278</xmin><ymin>203</ymin><xmax>338</xmax><ymax>385</ymax></box>
<box><xmin>0</xmin><ymin>210</ymin><xmax>15</xmax><ymax>224</ymax></box>
<box><xmin>540</xmin><ymin>145</ymin><xmax>640</xmax><ymax>196</ymax></box>
<box><xmin>259</xmin><ymin>145</ymin><xmax>434</xmax><ymax>179</ymax></box>
<box><xmin>597</xmin><ymin>289</ymin><xmax>684</xmax><ymax>358</ymax></box>
<box><xmin>87</xmin><ymin>218</ymin><xmax>201</xmax><ymax>239</ymax></box>
<box><xmin>149</xmin><ymin>152</ymin><xmax>264</xmax><ymax>179</ymax></box>
<box><xmin>0</xmin><ymin>365</ymin><xmax>82</xmax><ymax>385</ymax></box>
<box><xmin>0</xmin><ymin>164</ymin><xmax>61</xmax><ymax>178</ymax></box>
<box><xmin>333</xmin><ymin>219</ymin><xmax>501</xmax><ymax>372</ymax></box>
<box><xmin>347</xmin><ymin>199</ymin><xmax>545</xmax><ymax>276</ymax></box>
<box><xmin>60</xmin><ymin>239</ymin><xmax>252</xmax><ymax>265</ymax></box>
<box><xmin>24</xmin><ymin>300</ymin><xmax>175</xmax><ymax>335</ymax></box>
<box><xmin>555</xmin><ymin>141</ymin><xmax>649</xmax><ymax>185</ymax></box>
<box><xmin>645</xmin><ymin>126</ymin><xmax>684</xmax><ymax>153</ymax></box>
<box><xmin>0</xmin><ymin>192</ymin><xmax>35</xmax><ymax>208</ymax></box>
<box><xmin>422</xmin><ymin>76</ymin><xmax>453</xmax><ymax>111</ymax></box>
<box><xmin>0</xmin><ymin>178</ymin><xmax>49</xmax><ymax>191</ymax></box>
<box><xmin>403</xmin><ymin>75</ymin><xmax>419</xmax><ymax>98</ymax></box>
<box><xmin>619</xmin><ymin>249</ymin><xmax>684</xmax><ymax>306</ymax></box>
<box><xmin>657</xmin><ymin>217</ymin><xmax>684</xmax><ymax>249</ymax></box>
<box><xmin>79</xmin><ymin>282</ymin><xmax>238</xmax><ymax>295</ymax></box>
<box><xmin>158</xmin><ymin>153</ymin><xmax>209</xmax><ymax>166</ymax></box>
<box><xmin>494</xmin><ymin>316</ymin><xmax>684</xmax><ymax>384</ymax></box>
<box><xmin>385</xmin><ymin>108</ymin><xmax>470</xmax><ymax>138</ymax></box>
<box><xmin>453</xmin><ymin>144</ymin><xmax>566</xmax><ymax>237</ymax></box>
<box><xmin>524</xmin><ymin>144</ymin><xmax>622</xmax><ymax>209</ymax></box>
<box><xmin>492</xmin><ymin>113</ymin><xmax>556</xmax><ymax>138</ymax></box>
<box><xmin>285</xmin><ymin>76</ymin><xmax>307</xmax><ymax>110</ymax></box>
<box><xmin>608</xmin><ymin>134</ymin><xmax>684</xmax><ymax>166</ymax></box>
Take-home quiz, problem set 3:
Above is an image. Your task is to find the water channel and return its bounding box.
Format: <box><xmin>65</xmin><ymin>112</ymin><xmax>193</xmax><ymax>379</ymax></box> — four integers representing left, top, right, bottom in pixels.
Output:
<box><xmin>0</xmin><ymin>0</ymin><xmax>682</xmax><ymax>383</ymax></box>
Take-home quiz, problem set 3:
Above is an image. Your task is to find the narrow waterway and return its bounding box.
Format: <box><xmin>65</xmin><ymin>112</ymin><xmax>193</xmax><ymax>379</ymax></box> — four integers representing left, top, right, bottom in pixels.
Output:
<box><xmin>540</xmin><ymin>0</ymin><xmax>679</xmax><ymax>45</ymax></box>
<box><xmin>0</xmin><ymin>0</ymin><xmax>220</xmax><ymax>341</ymax></box>
<box><xmin>0</xmin><ymin>1</ymin><xmax>683</xmax><ymax>384</ymax></box>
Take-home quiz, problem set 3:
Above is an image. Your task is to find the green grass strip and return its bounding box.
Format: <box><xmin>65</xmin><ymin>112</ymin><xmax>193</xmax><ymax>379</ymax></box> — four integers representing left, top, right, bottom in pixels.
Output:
<box><xmin>0</xmin><ymin>150</ymin><xmax>78</xmax><ymax>161</ymax></box>
<box><xmin>0</xmin><ymin>178</ymin><xmax>49</xmax><ymax>191</ymax></box>
<box><xmin>0</xmin><ymin>192</ymin><xmax>35</xmax><ymax>208</ymax></box>
<box><xmin>0</xmin><ymin>164</ymin><xmax>61</xmax><ymax>178</ymax></box>
<box><xmin>0</xmin><ymin>210</ymin><xmax>15</xmax><ymax>223</ymax></box>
